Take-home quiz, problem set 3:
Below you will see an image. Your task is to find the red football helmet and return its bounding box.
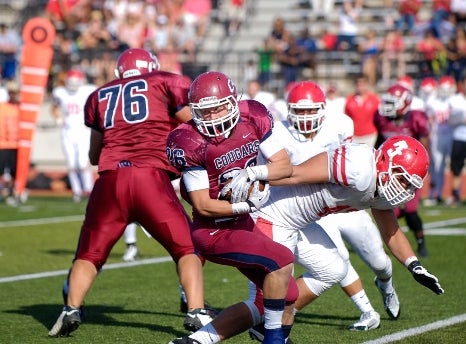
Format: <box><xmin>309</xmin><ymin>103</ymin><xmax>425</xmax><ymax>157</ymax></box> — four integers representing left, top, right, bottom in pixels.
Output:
<box><xmin>419</xmin><ymin>77</ymin><xmax>437</xmax><ymax>100</ymax></box>
<box><xmin>438</xmin><ymin>75</ymin><xmax>456</xmax><ymax>98</ymax></box>
<box><xmin>287</xmin><ymin>81</ymin><xmax>326</xmax><ymax>136</ymax></box>
<box><xmin>379</xmin><ymin>84</ymin><xmax>413</xmax><ymax>118</ymax></box>
<box><xmin>189</xmin><ymin>71</ymin><xmax>239</xmax><ymax>138</ymax></box>
<box><xmin>396</xmin><ymin>75</ymin><xmax>414</xmax><ymax>93</ymax></box>
<box><xmin>114</xmin><ymin>48</ymin><xmax>160</xmax><ymax>79</ymax></box>
<box><xmin>65</xmin><ymin>69</ymin><xmax>85</xmax><ymax>93</ymax></box>
<box><xmin>375</xmin><ymin>135</ymin><xmax>429</xmax><ymax>206</ymax></box>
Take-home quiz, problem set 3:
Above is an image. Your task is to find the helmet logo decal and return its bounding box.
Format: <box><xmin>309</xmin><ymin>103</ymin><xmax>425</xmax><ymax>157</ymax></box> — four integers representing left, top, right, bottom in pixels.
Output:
<box><xmin>228</xmin><ymin>78</ymin><xmax>235</xmax><ymax>93</ymax></box>
<box><xmin>387</xmin><ymin>140</ymin><xmax>408</xmax><ymax>160</ymax></box>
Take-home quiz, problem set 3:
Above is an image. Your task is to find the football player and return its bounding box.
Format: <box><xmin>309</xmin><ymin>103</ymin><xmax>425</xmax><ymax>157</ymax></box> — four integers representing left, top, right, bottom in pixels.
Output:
<box><xmin>48</xmin><ymin>48</ymin><xmax>214</xmax><ymax>337</ymax></box>
<box><xmin>166</xmin><ymin>71</ymin><xmax>298</xmax><ymax>344</ymax></box>
<box><xmin>248</xmin><ymin>81</ymin><xmax>399</xmax><ymax>341</ymax></box>
<box><xmin>375</xmin><ymin>83</ymin><xmax>430</xmax><ymax>256</ymax></box>
<box><xmin>51</xmin><ymin>68</ymin><xmax>96</xmax><ymax>202</ymax></box>
<box><xmin>200</xmin><ymin>135</ymin><xmax>443</xmax><ymax>344</ymax></box>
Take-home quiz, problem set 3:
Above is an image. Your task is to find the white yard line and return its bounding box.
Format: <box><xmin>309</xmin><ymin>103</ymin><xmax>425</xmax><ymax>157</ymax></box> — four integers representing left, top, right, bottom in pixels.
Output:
<box><xmin>361</xmin><ymin>314</ymin><xmax>466</xmax><ymax>344</ymax></box>
<box><xmin>0</xmin><ymin>257</ymin><xmax>172</xmax><ymax>284</ymax></box>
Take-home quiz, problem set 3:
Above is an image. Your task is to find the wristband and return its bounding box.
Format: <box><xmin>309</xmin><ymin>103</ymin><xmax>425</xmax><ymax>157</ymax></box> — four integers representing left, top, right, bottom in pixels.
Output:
<box><xmin>404</xmin><ymin>256</ymin><xmax>418</xmax><ymax>268</ymax></box>
<box><xmin>247</xmin><ymin>165</ymin><xmax>269</xmax><ymax>181</ymax></box>
<box><xmin>232</xmin><ymin>202</ymin><xmax>251</xmax><ymax>214</ymax></box>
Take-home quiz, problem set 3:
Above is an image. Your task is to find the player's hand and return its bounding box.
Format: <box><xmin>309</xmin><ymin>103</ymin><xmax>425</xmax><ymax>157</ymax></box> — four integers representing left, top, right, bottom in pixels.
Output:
<box><xmin>224</xmin><ymin>169</ymin><xmax>253</xmax><ymax>203</ymax></box>
<box><xmin>246</xmin><ymin>180</ymin><xmax>270</xmax><ymax>211</ymax></box>
<box><xmin>408</xmin><ymin>261</ymin><xmax>444</xmax><ymax>295</ymax></box>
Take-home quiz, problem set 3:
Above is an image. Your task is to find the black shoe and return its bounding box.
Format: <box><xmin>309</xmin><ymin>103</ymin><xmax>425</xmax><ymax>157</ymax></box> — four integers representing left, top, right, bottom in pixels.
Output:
<box><xmin>418</xmin><ymin>243</ymin><xmax>429</xmax><ymax>257</ymax></box>
<box><xmin>48</xmin><ymin>306</ymin><xmax>81</xmax><ymax>337</ymax></box>
<box><xmin>184</xmin><ymin>307</ymin><xmax>217</xmax><ymax>332</ymax></box>
<box><xmin>169</xmin><ymin>336</ymin><xmax>202</xmax><ymax>344</ymax></box>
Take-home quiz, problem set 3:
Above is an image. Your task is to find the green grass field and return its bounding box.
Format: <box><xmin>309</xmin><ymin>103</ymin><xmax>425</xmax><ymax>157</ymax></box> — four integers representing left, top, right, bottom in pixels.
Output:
<box><xmin>0</xmin><ymin>196</ymin><xmax>465</xmax><ymax>343</ymax></box>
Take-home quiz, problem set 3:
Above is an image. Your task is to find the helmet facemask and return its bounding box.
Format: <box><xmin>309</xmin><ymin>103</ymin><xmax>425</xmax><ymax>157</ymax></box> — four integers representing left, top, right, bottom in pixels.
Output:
<box><xmin>376</xmin><ymin>155</ymin><xmax>424</xmax><ymax>206</ymax></box>
<box><xmin>191</xmin><ymin>95</ymin><xmax>240</xmax><ymax>138</ymax></box>
<box><xmin>288</xmin><ymin>101</ymin><xmax>326</xmax><ymax>136</ymax></box>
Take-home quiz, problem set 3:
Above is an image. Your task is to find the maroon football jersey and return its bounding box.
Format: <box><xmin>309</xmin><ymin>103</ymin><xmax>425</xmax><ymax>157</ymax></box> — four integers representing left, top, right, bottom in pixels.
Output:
<box><xmin>374</xmin><ymin>110</ymin><xmax>430</xmax><ymax>141</ymax></box>
<box><xmin>166</xmin><ymin>99</ymin><xmax>274</xmax><ymax>203</ymax></box>
<box><xmin>85</xmin><ymin>71</ymin><xmax>190</xmax><ymax>173</ymax></box>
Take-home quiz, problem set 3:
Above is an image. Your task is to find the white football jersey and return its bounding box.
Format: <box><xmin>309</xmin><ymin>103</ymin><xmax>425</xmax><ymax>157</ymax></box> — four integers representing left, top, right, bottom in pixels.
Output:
<box><xmin>257</xmin><ymin>142</ymin><xmax>392</xmax><ymax>229</ymax></box>
<box><xmin>52</xmin><ymin>84</ymin><xmax>96</xmax><ymax>131</ymax></box>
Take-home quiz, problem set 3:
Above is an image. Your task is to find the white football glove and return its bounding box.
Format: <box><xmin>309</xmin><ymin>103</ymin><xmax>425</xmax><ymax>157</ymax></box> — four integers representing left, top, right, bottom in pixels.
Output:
<box><xmin>245</xmin><ymin>180</ymin><xmax>270</xmax><ymax>211</ymax></box>
<box><xmin>408</xmin><ymin>261</ymin><xmax>444</xmax><ymax>295</ymax></box>
<box><xmin>221</xmin><ymin>169</ymin><xmax>253</xmax><ymax>203</ymax></box>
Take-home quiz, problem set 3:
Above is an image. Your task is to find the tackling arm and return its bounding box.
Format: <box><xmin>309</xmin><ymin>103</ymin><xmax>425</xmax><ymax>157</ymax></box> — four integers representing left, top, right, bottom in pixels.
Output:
<box><xmin>372</xmin><ymin>208</ymin><xmax>444</xmax><ymax>294</ymax></box>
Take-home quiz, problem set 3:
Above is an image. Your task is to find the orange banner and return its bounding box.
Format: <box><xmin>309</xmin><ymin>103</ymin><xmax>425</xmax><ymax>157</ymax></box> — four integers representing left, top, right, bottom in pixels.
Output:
<box><xmin>15</xmin><ymin>17</ymin><xmax>55</xmax><ymax>196</ymax></box>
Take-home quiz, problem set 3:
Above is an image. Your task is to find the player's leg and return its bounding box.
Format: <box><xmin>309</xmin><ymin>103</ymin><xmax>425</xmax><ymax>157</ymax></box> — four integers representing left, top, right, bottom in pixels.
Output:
<box><xmin>122</xmin><ymin>222</ymin><xmax>139</xmax><ymax>261</ymax></box>
<box><xmin>337</xmin><ymin>211</ymin><xmax>400</xmax><ymax>319</ymax></box>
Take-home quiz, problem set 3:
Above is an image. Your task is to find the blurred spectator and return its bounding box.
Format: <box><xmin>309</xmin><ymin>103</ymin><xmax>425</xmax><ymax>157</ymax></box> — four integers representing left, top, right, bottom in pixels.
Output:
<box><xmin>325</xmin><ymin>83</ymin><xmax>346</xmax><ymax>114</ymax></box>
<box><xmin>436</xmin><ymin>12</ymin><xmax>457</xmax><ymax>44</ymax></box>
<box><xmin>456</xmin><ymin>26</ymin><xmax>466</xmax><ymax>80</ymax></box>
<box><xmin>244</xmin><ymin>58</ymin><xmax>258</xmax><ymax>85</ymax></box>
<box><xmin>45</xmin><ymin>0</ymin><xmax>83</xmax><ymax>31</ymax></box>
<box><xmin>0</xmin><ymin>23</ymin><xmax>21</xmax><ymax>80</ymax></box>
<box><xmin>424</xmin><ymin>75</ymin><xmax>456</xmax><ymax>206</ymax></box>
<box><xmin>268</xmin><ymin>17</ymin><xmax>290</xmax><ymax>57</ymax></box>
<box><xmin>394</xmin><ymin>0</ymin><xmax>422</xmax><ymax>35</ymax></box>
<box><xmin>222</xmin><ymin>0</ymin><xmax>247</xmax><ymax>37</ymax></box>
<box><xmin>318</xmin><ymin>28</ymin><xmax>338</xmax><ymax>51</ymax></box>
<box><xmin>447</xmin><ymin>75</ymin><xmax>466</xmax><ymax>206</ymax></box>
<box><xmin>171</xmin><ymin>16</ymin><xmax>198</xmax><ymax>63</ymax></box>
<box><xmin>336</xmin><ymin>1</ymin><xmax>361</xmax><ymax>52</ymax></box>
<box><xmin>358</xmin><ymin>29</ymin><xmax>380</xmax><ymax>85</ymax></box>
<box><xmin>451</xmin><ymin>0</ymin><xmax>466</xmax><ymax>25</ymax></box>
<box><xmin>295</xmin><ymin>27</ymin><xmax>318</xmax><ymax>78</ymax></box>
<box><xmin>416</xmin><ymin>28</ymin><xmax>446</xmax><ymax>78</ymax></box>
<box><xmin>445</xmin><ymin>35</ymin><xmax>463</xmax><ymax>82</ymax></box>
<box><xmin>278</xmin><ymin>34</ymin><xmax>305</xmax><ymax>85</ymax></box>
<box><xmin>344</xmin><ymin>73</ymin><xmax>380</xmax><ymax>147</ymax></box>
<box><xmin>256</xmin><ymin>38</ymin><xmax>274</xmax><ymax>86</ymax></box>
<box><xmin>311</xmin><ymin>0</ymin><xmax>335</xmax><ymax>19</ymax></box>
<box><xmin>246</xmin><ymin>79</ymin><xmax>276</xmax><ymax>112</ymax></box>
<box><xmin>0</xmin><ymin>80</ymin><xmax>19</xmax><ymax>204</ymax></box>
<box><xmin>182</xmin><ymin>0</ymin><xmax>212</xmax><ymax>40</ymax></box>
<box><xmin>380</xmin><ymin>29</ymin><xmax>406</xmax><ymax>85</ymax></box>
<box><xmin>116</xmin><ymin>7</ymin><xmax>146</xmax><ymax>49</ymax></box>
<box><xmin>431</xmin><ymin>0</ymin><xmax>452</xmax><ymax>39</ymax></box>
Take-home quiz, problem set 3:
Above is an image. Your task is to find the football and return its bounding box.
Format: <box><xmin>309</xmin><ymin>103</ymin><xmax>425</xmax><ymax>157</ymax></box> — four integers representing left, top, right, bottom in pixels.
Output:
<box><xmin>220</xmin><ymin>179</ymin><xmax>267</xmax><ymax>203</ymax></box>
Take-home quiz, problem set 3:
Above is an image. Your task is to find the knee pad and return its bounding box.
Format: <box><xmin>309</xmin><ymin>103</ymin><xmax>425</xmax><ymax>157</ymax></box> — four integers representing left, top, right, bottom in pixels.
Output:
<box><xmin>339</xmin><ymin>262</ymin><xmax>359</xmax><ymax>288</ymax></box>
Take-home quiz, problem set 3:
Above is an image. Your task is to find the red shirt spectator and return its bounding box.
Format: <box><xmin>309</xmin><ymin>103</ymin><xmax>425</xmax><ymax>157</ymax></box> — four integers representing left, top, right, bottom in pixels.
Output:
<box><xmin>344</xmin><ymin>74</ymin><xmax>380</xmax><ymax>146</ymax></box>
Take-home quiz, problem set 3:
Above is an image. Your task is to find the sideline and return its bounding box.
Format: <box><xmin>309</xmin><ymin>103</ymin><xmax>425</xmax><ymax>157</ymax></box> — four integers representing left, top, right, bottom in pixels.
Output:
<box><xmin>361</xmin><ymin>313</ymin><xmax>466</xmax><ymax>344</ymax></box>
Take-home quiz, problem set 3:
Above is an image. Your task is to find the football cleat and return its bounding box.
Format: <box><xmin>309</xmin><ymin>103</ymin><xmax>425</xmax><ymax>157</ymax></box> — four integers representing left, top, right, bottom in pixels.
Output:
<box><xmin>348</xmin><ymin>310</ymin><xmax>380</xmax><ymax>331</ymax></box>
<box><xmin>375</xmin><ymin>278</ymin><xmax>400</xmax><ymax>319</ymax></box>
<box><xmin>48</xmin><ymin>306</ymin><xmax>81</xmax><ymax>337</ymax></box>
<box><xmin>183</xmin><ymin>307</ymin><xmax>216</xmax><ymax>332</ymax></box>
<box><xmin>122</xmin><ymin>244</ymin><xmax>139</xmax><ymax>262</ymax></box>
<box><xmin>168</xmin><ymin>336</ymin><xmax>202</xmax><ymax>344</ymax></box>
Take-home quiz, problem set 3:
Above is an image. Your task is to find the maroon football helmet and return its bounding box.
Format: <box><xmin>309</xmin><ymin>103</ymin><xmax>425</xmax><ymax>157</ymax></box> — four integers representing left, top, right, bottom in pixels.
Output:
<box><xmin>114</xmin><ymin>48</ymin><xmax>159</xmax><ymax>79</ymax></box>
<box><xmin>375</xmin><ymin>135</ymin><xmax>429</xmax><ymax>206</ymax></box>
<box><xmin>379</xmin><ymin>84</ymin><xmax>413</xmax><ymax>118</ymax></box>
<box><xmin>189</xmin><ymin>71</ymin><xmax>239</xmax><ymax>138</ymax></box>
